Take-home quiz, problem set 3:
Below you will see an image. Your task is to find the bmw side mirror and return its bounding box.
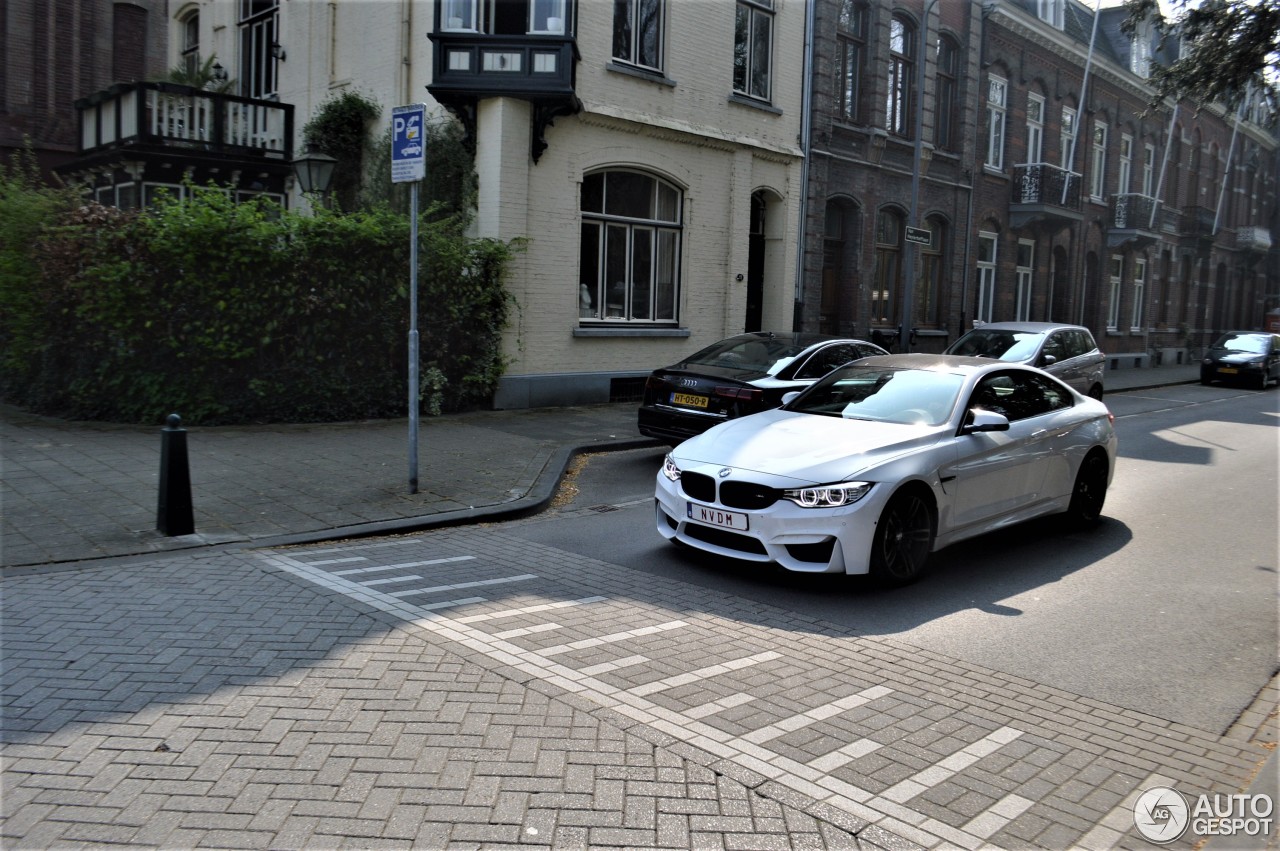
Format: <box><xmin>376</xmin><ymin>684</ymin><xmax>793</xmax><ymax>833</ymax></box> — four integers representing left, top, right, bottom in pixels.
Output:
<box><xmin>962</xmin><ymin>409</ymin><xmax>1010</xmax><ymax>434</ymax></box>
<box><xmin>781</xmin><ymin>391</ymin><xmax>801</xmax><ymax>406</ymax></box>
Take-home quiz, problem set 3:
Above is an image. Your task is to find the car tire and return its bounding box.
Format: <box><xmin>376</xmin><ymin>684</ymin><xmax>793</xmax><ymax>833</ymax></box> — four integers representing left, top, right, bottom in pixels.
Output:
<box><xmin>1258</xmin><ymin>372</ymin><xmax>1270</xmax><ymax>390</ymax></box>
<box><xmin>870</xmin><ymin>489</ymin><xmax>934</xmax><ymax>586</ymax></box>
<box><xmin>1065</xmin><ymin>451</ymin><xmax>1109</xmax><ymax>527</ymax></box>
<box><xmin>1087</xmin><ymin>384</ymin><xmax>1104</xmax><ymax>401</ymax></box>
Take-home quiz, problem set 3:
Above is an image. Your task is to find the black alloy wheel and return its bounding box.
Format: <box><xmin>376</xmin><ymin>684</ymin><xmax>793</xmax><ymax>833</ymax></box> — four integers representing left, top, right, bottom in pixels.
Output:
<box><xmin>870</xmin><ymin>490</ymin><xmax>934</xmax><ymax>586</ymax></box>
<box><xmin>1065</xmin><ymin>452</ymin><xmax>1109</xmax><ymax>527</ymax></box>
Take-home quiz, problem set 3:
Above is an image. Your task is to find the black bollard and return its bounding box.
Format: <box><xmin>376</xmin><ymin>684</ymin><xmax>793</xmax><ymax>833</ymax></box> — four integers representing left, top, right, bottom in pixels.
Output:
<box><xmin>157</xmin><ymin>413</ymin><xmax>194</xmax><ymax>536</ymax></box>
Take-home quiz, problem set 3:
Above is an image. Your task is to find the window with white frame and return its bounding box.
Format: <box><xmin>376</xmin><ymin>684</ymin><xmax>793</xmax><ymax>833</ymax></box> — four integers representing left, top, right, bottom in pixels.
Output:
<box><xmin>1142</xmin><ymin>142</ymin><xmax>1156</xmax><ymax>196</ymax></box>
<box><xmin>1130</xmin><ymin>19</ymin><xmax>1153</xmax><ymax>77</ymax></box>
<box><xmin>1015</xmin><ymin>239</ymin><xmax>1035</xmax><ymax>321</ymax></box>
<box><xmin>579</xmin><ymin>170</ymin><xmax>681</xmax><ymax>324</ymax></box>
<box><xmin>1119</xmin><ymin>134</ymin><xmax>1133</xmax><ymax>194</ymax></box>
<box><xmin>986</xmin><ymin>76</ymin><xmax>1007</xmax><ymax>171</ymax></box>
<box><xmin>886</xmin><ymin>15</ymin><xmax>915</xmax><ymax>138</ymax></box>
<box><xmin>976</xmin><ymin>232</ymin><xmax>998</xmax><ymax>324</ymax></box>
<box><xmin>530</xmin><ymin>0</ymin><xmax>566</xmax><ymax>33</ymax></box>
<box><xmin>1107</xmin><ymin>255</ymin><xmax>1123</xmax><ymax>330</ymax></box>
<box><xmin>836</xmin><ymin>1</ymin><xmax>867</xmax><ymax>124</ymax></box>
<box><xmin>1026</xmin><ymin>93</ymin><xmax>1044</xmax><ymax>164</ymax></box>
<box><xmin>180</xmin><ymin>9</ymin><xmax>200</xmax><ymax>77</ymax></box>
<box><xmin>441</xmin><ymin>0</ymin><xmax>477</xmax><ymax>30</ymax></box>
<box><xmin>613</xmin><ymin>0</ymin><xmax>662</xmax><ymax>71</ymax></box>
<box><xmin>1060</xmin><ymin>106</ymin><xmax>1077</xmax><ymax>169</ymax></box>
<box><xmin>1131</xmin><ymin>257</ymin><xmax>1146</xmax><ymax>330</ymax></box>
<box><xmin>239</xmin><ymin>0</ymin><xmax>279</xmax><ymax>99</ymax></box>
<box><xmin>1038</xmin><ymin>0</ymin><xmax>1064</xmax><ymax>29</ymax></box>
<box><xmin>1090</xmin><ymin>123</ymin><xmax>1107</xmax><ymax>200</ymax></box>
<box><xmin>733</xmin><ymin>0</ymin><xmax>773</xmax><ymax>102</ymax></box>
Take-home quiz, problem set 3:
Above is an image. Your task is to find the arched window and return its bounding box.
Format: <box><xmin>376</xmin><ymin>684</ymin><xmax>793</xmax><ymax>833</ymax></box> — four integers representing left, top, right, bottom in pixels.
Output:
<box><xmin>836</xmin><ymin>1</ymin><xmax>867</xmax><ymax>124</ymax></box>
<box><xmin>886</xmin><ymin>15</ymin><xmax>915</xmax><ymax>138</ymax></box>
<box><xmin>917</xmin><ymin>217</ymin><xmax>945</xmax><ymax>328</ymax></box>
<box><xmin>935</xmin><ymin>35</ymin><xmax>959</xmax><ymax>151</ymax></box>
<box><xmin>179</xmin><ymin>8</ymin><xmax>200</xmax><ymax>77</ymax></box>
<box><xmin>872</xmin><ymin>208</ymin><xmax>904</xmax><ymax>324</ymax></box>
<box><xmin>579</xmin><ymin>170</ymin><xmax>682</xmax><ymax>323</ymax></box>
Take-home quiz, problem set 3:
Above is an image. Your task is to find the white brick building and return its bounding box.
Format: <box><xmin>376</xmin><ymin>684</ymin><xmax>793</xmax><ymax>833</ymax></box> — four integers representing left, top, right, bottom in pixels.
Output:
<box><xmin>158</xmin><ymin>0</ymin><xmax>808</xmax><ymax>408</ymax></box>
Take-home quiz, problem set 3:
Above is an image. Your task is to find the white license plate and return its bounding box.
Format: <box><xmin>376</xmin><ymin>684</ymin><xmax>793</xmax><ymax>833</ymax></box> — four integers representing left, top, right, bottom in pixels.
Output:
<box><xmin>686</xmin><ymin>503</ymin><xmax>749</xmax><ymax>531</ymax></box>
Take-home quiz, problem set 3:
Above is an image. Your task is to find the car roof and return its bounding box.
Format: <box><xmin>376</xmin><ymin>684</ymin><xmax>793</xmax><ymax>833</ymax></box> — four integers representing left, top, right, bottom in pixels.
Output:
<box><xmin>959</xmin><ymin>321</ymin><xmax>1086</xmax><ymax>333</ymax></box>
<box><xmin>848</xmin><ymin>353</ymin><xmax>1032</xmax><ymax>375</ymax></box>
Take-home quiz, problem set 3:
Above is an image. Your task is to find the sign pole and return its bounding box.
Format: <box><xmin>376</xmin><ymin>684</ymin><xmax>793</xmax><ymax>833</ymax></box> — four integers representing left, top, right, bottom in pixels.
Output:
<box><xmin>408</xmin><ymin>180</ymin><xmax>419</xmax><ymax>494</ymax></box>
<box><xmin>391</xmin><ymin>103</ymin><xmax>427</xmax><ymax>494</ymax></box>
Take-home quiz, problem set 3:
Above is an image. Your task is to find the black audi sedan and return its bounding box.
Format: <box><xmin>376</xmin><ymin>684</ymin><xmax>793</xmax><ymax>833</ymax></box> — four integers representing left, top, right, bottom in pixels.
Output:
<box><xmin>1200</xmin><ymin>331</ymin><xmax>1280</xmax><ymax>389</ymax></box>
<box><xmin>637</xmin><ymin>332</ymin><xmax>887</xmax><ymax>444</ymax></box>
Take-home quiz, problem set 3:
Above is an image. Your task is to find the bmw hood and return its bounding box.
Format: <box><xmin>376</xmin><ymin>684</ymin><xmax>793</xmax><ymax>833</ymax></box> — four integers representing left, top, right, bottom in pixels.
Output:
<box><xmin>672</xmin><ymin>409</ymin><xmax>945</xmax><ymax>483</ymax></box>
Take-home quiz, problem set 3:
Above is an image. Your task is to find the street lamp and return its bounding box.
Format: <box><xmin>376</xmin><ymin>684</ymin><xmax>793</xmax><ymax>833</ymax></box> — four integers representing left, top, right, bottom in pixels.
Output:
<box><xmin>291</xmin><ymin>145</ymin><xmax>337</xmax><ymax>198</ymax></box>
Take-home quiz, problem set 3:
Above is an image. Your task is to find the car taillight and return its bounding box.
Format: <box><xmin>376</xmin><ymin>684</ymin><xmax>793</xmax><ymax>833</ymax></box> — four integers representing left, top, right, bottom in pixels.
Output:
<box><xmin>714</xmin><ymin>386</ymin><xmax>763</xmax><ymax>404</ymax></box>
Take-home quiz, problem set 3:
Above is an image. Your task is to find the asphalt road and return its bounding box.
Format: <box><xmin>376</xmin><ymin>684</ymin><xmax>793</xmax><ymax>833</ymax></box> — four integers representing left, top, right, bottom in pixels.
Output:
<box><xmin>508</xmin><ymin>383</ymin><xmax>1279</xmax><ymax>735</ymax></box>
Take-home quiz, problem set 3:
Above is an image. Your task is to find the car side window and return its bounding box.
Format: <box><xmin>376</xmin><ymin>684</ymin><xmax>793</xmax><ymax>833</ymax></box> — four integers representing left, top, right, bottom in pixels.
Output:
<box><xmin>1042</xmin><ymin>333</ymin><xmax>1066</xmax><ymax>363</ymax></box>
<box><xmin>796</xmin><ymin>344</ymin><xmax>859</xmax><ymax>379</ymax></box>
<box><xmin>971</xmin><ymin>371</ymin><xmax>1072</xmax><ymax>422</ymax></box>
<box><xmin>1075</xmin><ymin>329</ymin><xmax>1097</xmax><ymax>357</ymax></box>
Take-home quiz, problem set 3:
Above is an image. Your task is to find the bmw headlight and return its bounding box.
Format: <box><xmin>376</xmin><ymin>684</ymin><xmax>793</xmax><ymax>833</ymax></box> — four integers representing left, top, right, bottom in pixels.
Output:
<box><xmin>661</xmin><ymin>454</ymin><xmax>682</xmax><ymax>482</ymax></box>
<box><xmin>782</xmin><ymin>482</ymin><xmax>872</xmax><ymax>508</ymax></box>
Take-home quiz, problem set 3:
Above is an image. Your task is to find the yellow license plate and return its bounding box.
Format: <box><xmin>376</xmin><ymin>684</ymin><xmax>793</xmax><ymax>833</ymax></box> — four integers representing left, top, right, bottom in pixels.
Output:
<box><xmin>1218</xmin><ymin>367</ymin><xmax>1239</xmax><ymax>374</ymax></box>
<box><xmin>671</xmin><ymin>392</ymin><xmax>709</xmax><ymax>408</ymax></box>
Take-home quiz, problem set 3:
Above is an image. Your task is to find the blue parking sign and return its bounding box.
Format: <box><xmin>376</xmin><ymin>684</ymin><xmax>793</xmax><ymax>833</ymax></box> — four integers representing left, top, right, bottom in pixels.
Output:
<box><xmin>391</xmin><ymin>103</ymin><xmax>426</xmax><ymax>184</ymax></box>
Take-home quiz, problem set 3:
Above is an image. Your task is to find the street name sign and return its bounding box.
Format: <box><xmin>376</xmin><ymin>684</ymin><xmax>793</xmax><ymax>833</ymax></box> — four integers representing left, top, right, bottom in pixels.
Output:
<box><xmin>905</xmin><ymin>226</ymin><xmax>932</xmax><ymax>246</ymax></box>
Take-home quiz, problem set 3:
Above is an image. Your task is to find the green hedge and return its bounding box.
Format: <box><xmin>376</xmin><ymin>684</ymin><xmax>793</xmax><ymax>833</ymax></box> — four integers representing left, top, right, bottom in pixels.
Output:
<box><xmin>0</xmin><ymin>171</ymin><xmax>515</xmax><ymax>425</ymax></box>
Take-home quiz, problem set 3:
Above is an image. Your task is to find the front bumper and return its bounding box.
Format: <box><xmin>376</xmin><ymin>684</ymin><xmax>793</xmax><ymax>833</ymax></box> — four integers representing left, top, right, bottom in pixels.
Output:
<box><xmin>654</xmin><ymin>470</ymin><xmax>889</xmax><ymax>574</ymax></box>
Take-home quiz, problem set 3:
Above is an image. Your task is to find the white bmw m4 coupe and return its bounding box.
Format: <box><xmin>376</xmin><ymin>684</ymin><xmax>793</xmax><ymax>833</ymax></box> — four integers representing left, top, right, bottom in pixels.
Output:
<box><xmin>655</xmin><ymin>354</ymin><xmax>1117</xmax><ymax>585</ymax></box>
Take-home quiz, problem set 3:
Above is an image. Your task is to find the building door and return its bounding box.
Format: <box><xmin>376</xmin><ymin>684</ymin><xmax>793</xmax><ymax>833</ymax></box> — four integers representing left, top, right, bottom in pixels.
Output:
<box><xmin>746</xmin><ymin>192</ymin><xmax>765</xmax><ymax>332</ymax></box>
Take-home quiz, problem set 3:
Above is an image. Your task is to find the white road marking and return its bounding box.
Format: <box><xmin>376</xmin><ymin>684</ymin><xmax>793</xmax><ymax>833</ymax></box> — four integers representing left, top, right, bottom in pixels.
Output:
<box><xmin>386</xmin><ymin>573</ymin><xmax>538</xmax><ymax>598</ymax></box>
<box><xmin>334</xmin><ymin>556</ymin><xmax>475</xmax><ymax>576</ymax></box>
<box><xmin>454</xmin><ymin>596</ymin><xmax>607</xmax><ymax>624</ymax></box>
<box><xmin>686</xmin><ymin>691</ymin><xmax>757</xmax><ymax>719</ymax></box>
<box><xmin>537</xmin><ymin>620</ymin><xmax>689</xmax><ymax>656</ymax></box>
<box><xmin>262</xmin><ymin>550</ymin><xmax>1056</xmax><ymax>850</ymax></box>
<box><xmin>743</xmin><ymin>685</ymin><xmax>893</xmax><ymax>744</ymax></box>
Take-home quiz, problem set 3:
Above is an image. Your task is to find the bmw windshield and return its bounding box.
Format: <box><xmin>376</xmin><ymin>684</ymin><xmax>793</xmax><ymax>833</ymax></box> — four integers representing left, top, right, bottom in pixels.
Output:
<box><xmin>787</xmin><ymin>365</ymin><xmax>965</xmax><ymax>426</ymax></box>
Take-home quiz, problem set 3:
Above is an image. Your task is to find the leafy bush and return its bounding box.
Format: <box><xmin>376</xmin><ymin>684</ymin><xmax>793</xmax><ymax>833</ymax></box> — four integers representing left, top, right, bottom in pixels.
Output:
<box><xmin>0</xmin><ymin>169</ymin><xmax>515</xmax><ymax>425</ymax></box>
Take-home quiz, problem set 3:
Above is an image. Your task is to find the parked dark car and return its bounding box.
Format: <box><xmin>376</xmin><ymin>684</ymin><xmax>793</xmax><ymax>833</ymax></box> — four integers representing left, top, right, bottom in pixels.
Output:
<box><xmin>637</xmin><ymin>332</ymin><xmax>888</xmax><ymax>444</ymax></box>
<box><xmin>1200</xmin><ymin>332</ymin><xmax>1280</xmax><ymax>389</ymax></box>
<box><xmin>944</xmin><ymin>321</ymin><xmax>1105</xmax><ymax>399</ymax></box>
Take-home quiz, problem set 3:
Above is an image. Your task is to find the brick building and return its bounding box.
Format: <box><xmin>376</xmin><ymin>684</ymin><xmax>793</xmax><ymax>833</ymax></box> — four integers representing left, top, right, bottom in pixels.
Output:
<box><xmin>800</xmin><ymin>0</ymin><xmax>1277</xmax><ymax>366</ymax></box>
<box><xmin>14</xmin><ymin>0</ymin><xmax>1278</xmax><ymax>408</ymax></box>
<box><xmin>1</xmin><ymin>0</ymin><xmax>168</xmax><ymax>176</ymax></box>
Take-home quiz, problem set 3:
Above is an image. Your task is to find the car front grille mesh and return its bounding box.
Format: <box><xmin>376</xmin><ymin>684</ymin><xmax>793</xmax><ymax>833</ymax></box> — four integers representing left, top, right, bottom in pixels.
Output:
<box><xmin>680</xmin><ymin>474</ymin><xmax>778</xmax><ymax>509</ymax></box>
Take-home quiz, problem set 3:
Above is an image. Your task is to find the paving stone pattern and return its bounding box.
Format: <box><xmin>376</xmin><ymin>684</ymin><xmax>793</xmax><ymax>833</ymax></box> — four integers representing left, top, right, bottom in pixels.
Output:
<box><xmin>4</xmin><ymin>526</ymin><xmax>1271</xmax><ymax>849</ymax></box>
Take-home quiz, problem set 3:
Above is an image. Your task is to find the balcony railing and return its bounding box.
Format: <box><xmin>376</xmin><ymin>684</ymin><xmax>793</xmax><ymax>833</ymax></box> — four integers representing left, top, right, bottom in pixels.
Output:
<box><xmin>1180</xmin><ymin>205</ymin><xmax>1216</xmax><ymax>242</ymax></box>
<box><xmin>1110</xmin><ymin>193</ymin><xmax>1161</xmax><ymax>230</ymax></box>
<box><xmin>1009</xmin><ymin>163</ymin><xmax>1083</xmax><ymax>229</ymax></box>
<box><xmin>1236</xmin><ymin>225</ymin><xmax>1273</xmax><ymax>253</ymax></box>
<box><xmin>75</xmin><ymin>82</ymin><xmax>292</xmax><ymax>161</ymax></box>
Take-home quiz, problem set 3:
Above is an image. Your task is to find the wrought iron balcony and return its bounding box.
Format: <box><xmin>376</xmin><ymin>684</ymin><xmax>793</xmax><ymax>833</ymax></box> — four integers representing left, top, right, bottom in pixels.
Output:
<box><xmin>1009</xmin><ymin>163</ymin><xmax>1083</xmax><ymax>230</ymax></box>
<box><xmin>1179</xmin><ymin>205</ymin><xmax>1217</xmax><ymax>249</ymax></box>
<box><xmin>1236</xmin><ymin>225</ymin><xmax>1273</xmax><ymax>254</ymax></box>
<box><xmin>1107</xmin><ymin>193</ymin><xmax>1161</xmax><ymax>247</ymax></box>
<box><xmin>75</xmin><ymin>82</ymin><xmax>293</xmax><ymax>162</ymax></box>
